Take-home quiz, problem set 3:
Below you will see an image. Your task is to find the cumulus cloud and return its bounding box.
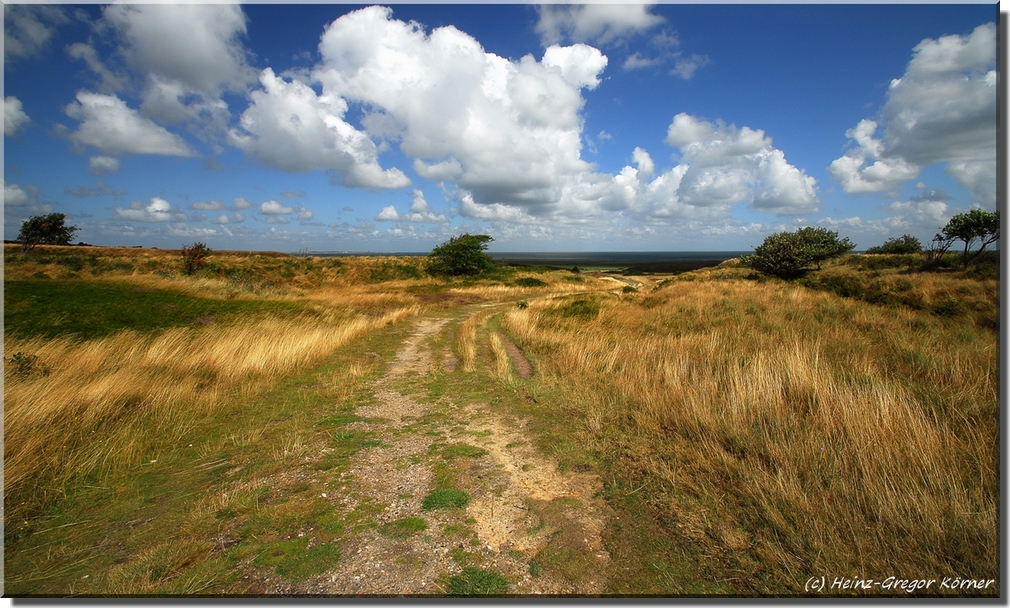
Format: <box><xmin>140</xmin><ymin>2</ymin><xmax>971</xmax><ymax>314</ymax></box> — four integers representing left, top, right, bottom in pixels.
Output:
<box><xmin>4</xmin><ymin>5</ymin><xmax>70</xmax><ymax>63</ymax></box>
<box><xmin>664</xmin><ymin>113</ymin><xmax>818</xmax><ymax>213</ymax></box>
<box><xmin>63</xmin><ymin>91</ymin><xmax>196</xmax><ymax>157</ymax></box>
<box><xmin>88</xmin><ymin>155</ymin><xmax>120</xmax><ymax>176</ymax></box>
<box><xmin>191</xmin><ymin>200</ymin><xmax>226</xmax><ymax>210</ymax></box>
<box><xmin>313</xmin><ymin>6</ymin><xmax>606</xmax><ymax>212</ymax></box>
<box><xmin>4</xmin><ymin>180</ymin><xmax>34</xmax><ymax>206</ymax></box>
<box><xmin>97</xmin><ymin>4</ymin><xmax>256</xmax><ymax>144</ymax></box>
<box><xmin>212</xmin><ymin>212</ymin><xmax>245</xmax><ymax>225</ymax></box>
<box><xmin>113</xmin><ymin>197</ymin><xmax>188</xmax><ymax>222</ymax></box>
<box><xmin>5</xmin><ymin>96</ymin><xmax>30</xmax><ymax>136</ymax></box>
<box><xmin>830</xmin><ymin>23</ymin><xmax>996</xmax><ymax>205</ymax></box>
<box><xmin>259</xmin><ymin>200</ymin><xmax>296</xmax><ymax>215</ymax></box>
<box><xmin>103</xmin><ymin>4</ymin><xmax>254</xmax><ymax>97</ymax></box>
<box><xmin>229</xmin><ymin>68</ymin><xmax>411</xmax><ymax>189</ymax></box>
<box><xmin>535</xmin><ymin>4</ymin><xmax>664</xmax><ymax>46</ymax></box>
<box><xmin>566</xmin><ymin>115</ymin><xmax>817</xmax><ymax>226</ymax></box>
<box><xmin>375</xmin><ymin>190</ymin><xmax>448</xmax><ymax>223</ymax></box>
<box><xmin>232</xmin><ymin>197</ymin><xmax>254</xmax><ymax>210</ymax></box>
<box><xmin>542</xmin><ymin>44</ymin><xmax>608</xmax><ymax>89</ymax></box>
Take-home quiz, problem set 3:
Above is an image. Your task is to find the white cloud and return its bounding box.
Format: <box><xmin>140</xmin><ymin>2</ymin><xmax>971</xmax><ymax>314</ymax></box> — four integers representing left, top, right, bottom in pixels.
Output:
<box><xmin>232</xmin><ymin>197</ymin><xmax>254</xmax><ymax>210</ymax></box>
<box><xmin>313</xmin><ymin>6</ymin><xmax>605</xmax><ymax>212</ymax></box>
<box><xmin>828</xmin><ymin>119</ymin><xmax>921</xmax><ymax>194</ymax></box>
<box><xmin>66</xmin><ymin>43</ymin><xmax>126</xmax><ymax>93</ymax></box>
<box><xmin>212</xmin><ymin>212</ymin><xmax>245</xmax><ymax>225</ymax></box>
<box><xmin>542</xmin><ymin>44</ymin><xmax>608</xmax><ymax>90</ymax></box>
<box><xmin>5</xmin><ymin>96</ymin><xmax>30</xmax><ymax>136</ymax></box>
<box><xmin>535</xmin><ymin>4</ymin><xmax>664</xmax><ymax>46</ymax></box>
<box><xmin>63</xmin><ymin>91</ymin><xmax>196</xmax><ymax>157</ymax></box>
<box><xmin>671</xmin><ymin>54</ymin><xmax>710</xmax><ymax>80</ymax></box>
<box><xmin>259</xmin><ymin>200</ymin><xmax>296</xmax><ymax>215</ymax></box>
<box><xmin>88</xmin><ymin>155</ymin><xmax>120</xmax><ymax>176</ymax></box>
<box><xmin>113</xmin><ymin>197</ymin><xmax>188</xmax><ymax>223</ymax></box>
<box><xmin>191</xmin><ymin>200</ymin><xmax>226</xmax><ymax>211</ymax></box>
<box><xmin>4</xmin><ymin>180</ymin><xmax>33</xmax><ymax>206</ymax></box>
<box><xmin>665</xmin><ymin>113</ymin><xmax>818</xmax><ymax>213</ymax></box>
<box><xmin>4</xmin><ymin>5</ymin><xmax>69</xmax><ymax>63</ymax></box>
<box><xmin>99</xmin><ymin>4</ymin><xmax>256</xmax><ymax>144</ymax></box>
<box><xmin>229</xmin><ymin>68</ymin><xmax>411</xmax><ymax>189</ymax></box>
<box><xmin>831</xmin><ymin>23</ymin><xmax>996</xmax><ymax>205</ymax></box>
<box><xmin>103</xmin><ymin>4</ymin><xmax>254</xmax><ymax>97</ymax></box>
<box><xmin>375</xmin><ymin>189</ymin><xmax>448</xmax><ymax>223</ymax></box>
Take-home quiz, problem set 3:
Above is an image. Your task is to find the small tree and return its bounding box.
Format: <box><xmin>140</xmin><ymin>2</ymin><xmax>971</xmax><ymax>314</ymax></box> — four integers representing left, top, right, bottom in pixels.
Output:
<box><xmin>865</xmin><ymin>234</ymin><xmax>922</xmax><ymax>255</ymax></box>
<box><xmin>427</xmin><ymin>234</ymin><xmax>494</xmax><ymax>276</ymax></box>
<box><xmin>795</xmin><ymin>226</ymin><xmax>855</xmax><ymax>270</ymax></box>
<box><xmin>743</xmin><ymin>227</ymin><xmax>854</xmax><ymax>279</ymax></box>
<box><xmin>17</xmin><ymin>213</ymin><xmax>79</xmax><ymax>253</ymax></box>
<box><xmin>937</xmin><ymin>209</ymin><xmax>999</xmax><ymax>267</ymax></box>
<box><xmin>182</xmin><ymin>242</ymin><xmax>211</xmax><ymax>275</ymax></box>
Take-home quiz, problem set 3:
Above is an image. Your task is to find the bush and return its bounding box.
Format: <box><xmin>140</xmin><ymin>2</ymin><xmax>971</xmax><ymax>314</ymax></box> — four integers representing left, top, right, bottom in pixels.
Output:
<box><xmin>744</xmin><ymin>227</ymin><xmax>854</xmax><ymax>279</ymax></box>
<box><xmin>933</xmin><ymin>209</ymin><xmax>999</xmax><ymax>267</ymax></box>
<box><xmin>17</xmin><ymin>213</ymin><xmax>79</xmax><ymax>253</ymax></box>
<box><xmin>865</xmin><ymin>234</ymin><xmax>922</xmax><ymax>254</ymax></box>
<box><xmin>514</xmin><ymin>276</ymin><xmax>547</xmax><ymax>287</ymax></box>
<box><xmin>182</xmin><ymin>242</ymin><xmax>211</xmax><ymax>275</ymax></box>
<box><xmin>427</xmin><ymin>234</ymin><xmax>495</xmax><ymax>277</ymax></box>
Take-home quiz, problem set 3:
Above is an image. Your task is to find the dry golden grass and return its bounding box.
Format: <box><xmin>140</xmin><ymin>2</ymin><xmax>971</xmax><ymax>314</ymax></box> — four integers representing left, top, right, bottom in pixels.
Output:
<box><xmin>503</xmin><ymin>276</ymin><xmax>998</xmax><ymax>586</ymax></box>
<box><xmin>4</xmin><ymin>306</ymin><xmax>419</xmax><ymax>512</ymax></box>
<box><xmin>457</xmin><ymin>313</ymin><xmax>482</xmax><ymax>373</ymax></box>
<box><xmin>488</xmin><ymin>332</ymin><xmax>511</xmax><ymax>379</ymax></box>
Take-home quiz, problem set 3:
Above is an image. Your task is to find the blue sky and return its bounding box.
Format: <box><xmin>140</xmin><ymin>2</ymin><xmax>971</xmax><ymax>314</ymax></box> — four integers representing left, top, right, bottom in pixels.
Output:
<box><xmin>3</xmin><ymin>3</ymin><xmax>999</xmax><ymax>253</ymax></box>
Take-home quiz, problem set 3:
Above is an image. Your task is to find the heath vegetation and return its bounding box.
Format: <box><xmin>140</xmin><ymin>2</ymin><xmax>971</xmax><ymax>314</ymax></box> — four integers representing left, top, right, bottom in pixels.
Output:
<box><xmin>3</xmin><ymin>242</ymin><xmax>998</xmax><ymax>596</ymax></box>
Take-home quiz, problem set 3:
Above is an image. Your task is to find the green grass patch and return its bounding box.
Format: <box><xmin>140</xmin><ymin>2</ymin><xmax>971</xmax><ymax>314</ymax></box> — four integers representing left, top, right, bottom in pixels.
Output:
<box><xmin>513</xmin><ymin>277</ymin><xmax>547</xmax><ymax>288</ymax></box>
<box><xmin>549</xmin><ymin>297</ymin><xmax>601</xmax><ymax>320</ymax></box>
<box><xmin>441</xmin><ymin>444</ymin><xmax>488</xmax><ymax>459</ymax></box>
<box><xmin>378</xmin><ymin>516</ymin><xmax>428</xmax><ymax>539</ymax></box>
<box><xmin>446</xmin><ymin>567</ymin><xmax>510</xmax><ymax>595</ymax></box>
<box><xmin>4</xmin><ymin>279</ymin><xmax>303</xmax><ymax>340</ymax></box>
<box><xmin>253</xmin><ymin>537</ymin><xmax>341</xmax><ymax>583</ymax></box>
<box><xmin>421</xmin><ymin>489</ymin><xmax>470</xmax><ymax>511</ymax></box>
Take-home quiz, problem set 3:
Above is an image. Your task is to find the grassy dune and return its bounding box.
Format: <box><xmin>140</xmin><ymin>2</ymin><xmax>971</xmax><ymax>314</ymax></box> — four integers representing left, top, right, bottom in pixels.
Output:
<box><xmin>502</xmin><ymin>259</ymin><xmax>998</xmax><ymax>591</ymax></box>
<box><xmin>3</xmin><ymin>244</ymin><xmax>999</xmax><ymax>595</ymax></box>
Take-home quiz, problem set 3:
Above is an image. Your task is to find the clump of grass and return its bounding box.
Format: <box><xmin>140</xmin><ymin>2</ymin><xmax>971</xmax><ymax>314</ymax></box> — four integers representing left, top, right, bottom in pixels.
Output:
<box><xmin>441</xmin><ymin>444</ymin><xmax>487</xmax><ymax>459</ymax></box>
<box><xmin>253</xmin><ymin>537</ymin><xmax>341</xmax><ymax>582</ymax></box>
<box><xmin>456</xmin><ymin>313</ymin><xmax>482</xmax><ymax>372</ymax></box>
<box><xmin>513</xmin><ymin>277</ymin><xmax>547</xmax><ymax>288</ymax></box>
<box><xmin>378</xmin><ymin>517</ymin><xmax>428</xmax><ymax>539</ymax></box>
<box><xmin>422</xmin><ymin>489</ymin><xmax>470</xmax><ymax>511</ymax></box>
<box><xmin>488</xmin><ymin>332</ymin><xmax>511</xmax><ymax>379</ymax></box>
<box><xmin>446</xmin><ymin>567</ymin><xmax>510</xmax><ymax>595</ymax></box>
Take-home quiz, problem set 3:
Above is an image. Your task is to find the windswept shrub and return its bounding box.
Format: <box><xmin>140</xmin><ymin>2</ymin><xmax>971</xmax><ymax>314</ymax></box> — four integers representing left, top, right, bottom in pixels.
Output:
<box><xmin>514</xmin><ymin>276</ymin><xmax>547</xmax><ymax>288</ymax></box>
<box><xmin>744</xmin><ymin>227</ymin><xmax>854</xmax><ymax>279</ymax></box>
<box><xmin>17</xmin><ymin>213</ymin><xmax>79</xmax><ymax>253</ymax></box>
<box><xmin>182</xmin><ymin>242</ymin><xmax>211</xmax><ymax>275</ymax></box>
<box><xmin>427</xmin><ymin>234</ymin><xmax>495</xmax><ymax>276</ymax></box>
<box><xmin>866</xmin><ymin>234</ymin><xmax>922</xmax><ymax>254</ymax></box>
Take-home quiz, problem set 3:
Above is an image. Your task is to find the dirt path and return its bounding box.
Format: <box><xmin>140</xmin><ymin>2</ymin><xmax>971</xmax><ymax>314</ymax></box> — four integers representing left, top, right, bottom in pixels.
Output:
<box><xmin>311</xmin><ymin>314</ymin><xmax>611</xmax><ymax>595</ymax></box>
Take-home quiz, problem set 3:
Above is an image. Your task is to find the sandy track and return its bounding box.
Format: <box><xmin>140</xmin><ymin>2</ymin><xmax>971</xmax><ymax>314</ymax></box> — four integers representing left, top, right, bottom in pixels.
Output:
<box><xmin>311</xmin><ymin>315</ymin><xmax>609</xmax><ymax>595</ymax></box>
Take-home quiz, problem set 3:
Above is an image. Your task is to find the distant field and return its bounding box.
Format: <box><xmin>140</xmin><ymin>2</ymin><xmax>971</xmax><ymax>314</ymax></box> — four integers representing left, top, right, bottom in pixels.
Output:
<box><xmin>3</xmin><ymin>244</ymin><xmax>999</xmax><ymax>597</ymax></box>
